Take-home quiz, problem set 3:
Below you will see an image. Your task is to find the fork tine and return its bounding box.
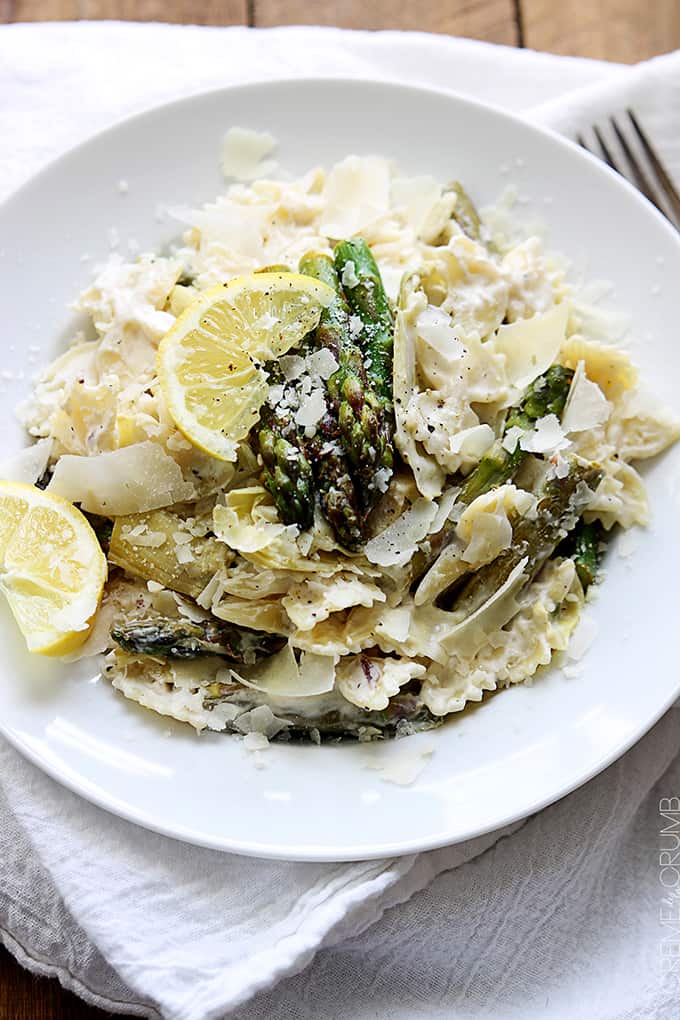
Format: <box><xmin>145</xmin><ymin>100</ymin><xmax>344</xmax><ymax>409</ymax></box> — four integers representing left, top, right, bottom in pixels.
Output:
<box><xmin>592</xmin><ymin>125</ymin><xmax>620</xmax><ymax>173</ymax></box>
<box><xmin>626</xmin><ymin>109</ymin><xmax>680</xmax><ymax>225</ymax></box>
<box><xmin>609</xmin><ymin>116</ymin><xmax>666</xmax><ymax>214</ymax></box>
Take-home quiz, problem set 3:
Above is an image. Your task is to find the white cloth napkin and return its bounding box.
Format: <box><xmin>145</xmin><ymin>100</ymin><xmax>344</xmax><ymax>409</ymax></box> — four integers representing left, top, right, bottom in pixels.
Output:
<box><xmin>1</xmin><ymin>23</ymin><xmax>679</xmax><ymax>1020</ymax></box>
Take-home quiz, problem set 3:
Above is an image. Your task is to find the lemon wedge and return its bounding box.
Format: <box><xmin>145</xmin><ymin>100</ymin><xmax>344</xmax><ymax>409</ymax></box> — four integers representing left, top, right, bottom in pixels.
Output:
<box><xmin>0</xmin><ymin>481</ymin><xmax>107</xmax><ymax>656</ymax></box>
<box><xmin>157</xmin><ymin>272</ymin><xmax>334</xmax><ymax>461</ymax></box>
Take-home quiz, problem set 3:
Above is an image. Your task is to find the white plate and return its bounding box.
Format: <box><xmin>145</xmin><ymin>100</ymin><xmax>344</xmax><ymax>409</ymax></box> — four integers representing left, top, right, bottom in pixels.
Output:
<box><xmin>1</xmin><ymin>79</ymin><xmax>679</xmax><ymax>861</ymax></box>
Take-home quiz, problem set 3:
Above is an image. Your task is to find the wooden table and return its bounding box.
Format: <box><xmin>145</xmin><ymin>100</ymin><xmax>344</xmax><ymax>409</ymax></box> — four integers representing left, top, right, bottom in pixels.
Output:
<box><xmin>1</xmin><ymin>1</ymin><xmax>679</xmax><ymax>1016</ymax></box>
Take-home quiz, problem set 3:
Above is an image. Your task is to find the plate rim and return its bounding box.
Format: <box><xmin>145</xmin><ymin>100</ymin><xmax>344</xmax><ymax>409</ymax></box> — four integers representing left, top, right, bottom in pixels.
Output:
<box><xmin>2</xmin><ymin>75</ymin><xmax>680</xmax><ymax>861</ymax></box>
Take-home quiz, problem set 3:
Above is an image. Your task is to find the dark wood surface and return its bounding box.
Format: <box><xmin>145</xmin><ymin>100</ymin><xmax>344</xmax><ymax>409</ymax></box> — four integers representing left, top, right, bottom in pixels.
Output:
<box><xmin>0</xmin><ymin>948</ymin><xmax>111</xmax><ymax>1018</ymax></box>
<box><xmin>1</xmin><ymin>1</ymin><xmax>679</xmax><ymax>1016</ymax></box>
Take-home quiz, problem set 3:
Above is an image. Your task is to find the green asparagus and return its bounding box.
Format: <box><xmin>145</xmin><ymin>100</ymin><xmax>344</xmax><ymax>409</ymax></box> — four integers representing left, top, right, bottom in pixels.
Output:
<box><xmin>250</xmin><ymin>260</ymin><xmax>317</xmax><ymax>531</ymax></box>
<box><xmin>333</xmin><ymin>238</ymin><xmax>395</xmax><ymax>404</ymax></box>
<box><xmin>564</xmin><ymin>518</ymin><xmax>605</xmax><ymax>590</ymax></box>
<box><xmin>448</xmin><ymin>181</ymin><xmax>483</xmax><ymax>241</ymax></box>
<box><xmin>203</xmin><ymin>683</ymin><xmax>442</xmax><ymax>741</ymax></box>
<box><xmin>257</xmin><ymin>403</ymin><xmax>315</xmax><ymax>530</ymax></box>
<box><xmin>111</xmin><ymin>616</ymin><xmax>285</xmax><ymax>664</ymax></box>
<box><xmin>306</xmin><ymin>422</ymin><xmax>365</xmax><ymax>551</ymax></box>
<box><xmin>300</xmin><ymin>251</ymin><xmax>391</xmax><ymax>522</ymax></box>
<box><xmin>446</xmin><ymin>461</ymin><xmax>602</xmax><ymax>615</ymax></box>
<box><xmin>459</xmin><ymin>365</ymin><xmax>574</xmax><ymax>505</ymax></box>
<box><xmin>505</xmin><ymin>364</ymin><xmax>575</xmax><ymax>432</ymax></box>
<box><xmin>411</xmin><ymin>365</ymin><xmax>576</xmax><ymax>593</ymax></box>
<box><xmin>331</xmin><ymin>239</ymin><xmax>395</xmax><ymax>515</ymax></box>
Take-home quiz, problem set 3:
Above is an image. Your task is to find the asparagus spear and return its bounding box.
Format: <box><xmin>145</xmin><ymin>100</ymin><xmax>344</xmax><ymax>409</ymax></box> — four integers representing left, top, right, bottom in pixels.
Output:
<box><xmin>111</xmin><ymin>616</ymin><xmax>285</xmax><ymax>664</ymax></box>
<box><xmin>202</xmin><ymin>684</ymin><xmax>442</xmax><ymax>741</ymax></box>
<box><xmin>505</xmin><ymin>364</ymin><xmax>575</xmax><ymax>432</ymax></box>
<box><xmin>459</xmin><ymin>365</ymin><xmax>574</xmax><ymax>505</ymax></box>
<box><xmin>250</xmin><ymin>262</ymin><xmax>318</xmax><ymax>531</ymax></box>
<box><xmin>448</xmin><ymin>181</ymin><xmax>483</xmax><ymax>241</ymax></box>
<box><xmin>306</xmin><ymin>419</ymin><xmax>365</xmax><ymax>551</ymax></box>
<box><xmin>333</xmin><ymin>239</ymin><xmax>395</xmax><ymax>404</ymax></box>
<box><xmin>446</xmin><ymin>460</ymin><xmax>602</xmax><ymax>616</ymax></box>
<box><xmin>254</xmin><ymin>257</ymin><xmax>366</xmax><ymax>543</ymax></box>
<box><xmin>563</xmin><ymin>518</ymin><xmax>605</xmax><ymax>590</ymax></box>
<box><xmin>257</xmin><ymin>402</ymin><xmax>315</xmax><ymax>530</ymax></box>
<box><xmin>299</xmin><ymin>250</ymin><xmax>390</xmax><ymax>527</ymax></box>
<box><xmin>411</xmin><ymin>365</ymin><xmax>576</xmax><ymax>596</ymax></box>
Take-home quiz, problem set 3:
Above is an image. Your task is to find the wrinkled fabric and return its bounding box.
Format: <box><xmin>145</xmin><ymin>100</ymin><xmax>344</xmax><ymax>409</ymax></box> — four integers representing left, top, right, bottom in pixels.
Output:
<box><xmin>1</xmin><ymin>23</ymin><xmax>679</xmax><ymax>1020</ymax></box>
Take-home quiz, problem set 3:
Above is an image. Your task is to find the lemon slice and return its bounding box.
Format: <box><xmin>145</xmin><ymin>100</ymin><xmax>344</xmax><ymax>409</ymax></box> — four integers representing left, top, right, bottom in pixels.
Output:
<box><xmin>0</xmin><ymin>481</ymin><xmax>107</xmax><ymax>656</ymax></box>
<box><xmin>158</xmin><ymin>272</ymin><xmax>334</xmax><ymax>461</ymax></box>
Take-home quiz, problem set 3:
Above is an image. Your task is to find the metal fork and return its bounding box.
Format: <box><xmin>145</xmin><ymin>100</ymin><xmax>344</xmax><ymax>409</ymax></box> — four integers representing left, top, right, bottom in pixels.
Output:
<box><xmin>577</xmin><ymin>109</ymin><xmax>680</xmax><ymax>230</ymax></box>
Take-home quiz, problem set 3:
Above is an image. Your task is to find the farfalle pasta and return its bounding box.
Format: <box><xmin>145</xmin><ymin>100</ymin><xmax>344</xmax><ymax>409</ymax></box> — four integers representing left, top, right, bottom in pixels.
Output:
<box><xmin>6</xmin><ymin>133</ymin><xmax>679</xmax><ymax>742</ymax></box>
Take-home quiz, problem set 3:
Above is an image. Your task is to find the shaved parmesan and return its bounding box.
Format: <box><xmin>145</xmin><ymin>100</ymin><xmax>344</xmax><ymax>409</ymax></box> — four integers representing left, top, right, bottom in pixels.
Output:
<box><xmin>363</xmin><ymin>745</ymin><xmax>434</xmax><ymax>786</ymax></box>
<box><xmin>171</xmin><ymin>200</ymin><xmax>272</xmax><ymax>257</ymax></box>
<box><xmin>365</xmin><ymin>497</ymin><xmax>439</xmax><ymax>567</ymax></box>
<box><xmin>373</xmin><ymin>467</ymin><xmax>392</xmax><ymax>494</ymax></box>
<box><xmin>280</xmin><ymin>355</ymin><xmax>306</xmax><ymax>381</ymax></box>
<box><xmin>294</xmin><ymin>388</ymin><xmax>326</xmax><ymax>429</ymax></box>
<box><xmin>48</xmin><ymin>441</ymin><xmax>194</xmax><ymax>515</ymax></box>
<box><xmin>298</xmin><ymin>652</ymin><xmax>338</xmax><ymax>695</ymax></box>
<box><xmin>307</xmin><ymin>348</ymin><xmax>338</xmax><ymax>381</ymax></box>
<box><xmin>518</xmin><ymin>414</ymin><xmax>570</xmax><ymax>455</ymax></box>
<box><xmin>416</xmin><ymin>305</ymin><xmax>464</xmax><ymax>361</ymax></box>
<box><xmin>502</xmin><ymin>425</ymin><xmax>527</xmax><ymax>454</ymax></box>
<box><xmin>234</xmin><ymin>645</ymin><xmax>336</xmax><ymax>697</ymax></box>
<box><xmin>243</xmin><ymin>731</ymin><xmax>270</xmax><ymax>752</ymax></box>
<box><xmin>449</xmin><ymin>424</ymin><xmax>494</xmax><ymax>460</ymax></box>
<box><xmin>0</xmin><ymin>438</ymin><xmax>52</xmax><ymax>485</ymax></box>
<box><xmin>232</xmin><ymin>705</ymin><xmax>291</xmax><ymax>739</ymax></box>
<box><xmin>430</xmin><ymin>486</ymin><xmax>460</xmax><ymax>535</ymax></box>
<box><xmin>321</xmin><ymin>156</ymin><xmax>391</xmax><ymax>237</ymax></box>
<box><xmin>562</xmin><ymin>361</ymin><xmax>610</xmax><ymax>434</ymax></box>
<box><xmin>489</xmin><ymin>301</ymin><xmax>569</xmax><ymax>391</ymax></box>
<box><xmin>341</xmin><ymin>261</ymin><xmax>360</xmax><ymax>289</ymax></box>
<box><xmin>175</xmin><ymin>544</ymin><xmax>194</xmax><ymax>564</ymax></box>
<box><xmin>391</xmin><ymin>175</ymin><xmax>441</xmax><ymax>234</ymax></box>
<box><xmin>567</xmin><ymin>612</ymin><xmax>598</xmax><ymax>660</ymax></box>
<box><xmin>221</xmin><ymin>127</ymin><xmax>277</xmax><ymax>181</ymax></box>
<box><xmin>349</xmin><ymin>314</ymin><xmax>363</xmax><ymax>338</ymax></box>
